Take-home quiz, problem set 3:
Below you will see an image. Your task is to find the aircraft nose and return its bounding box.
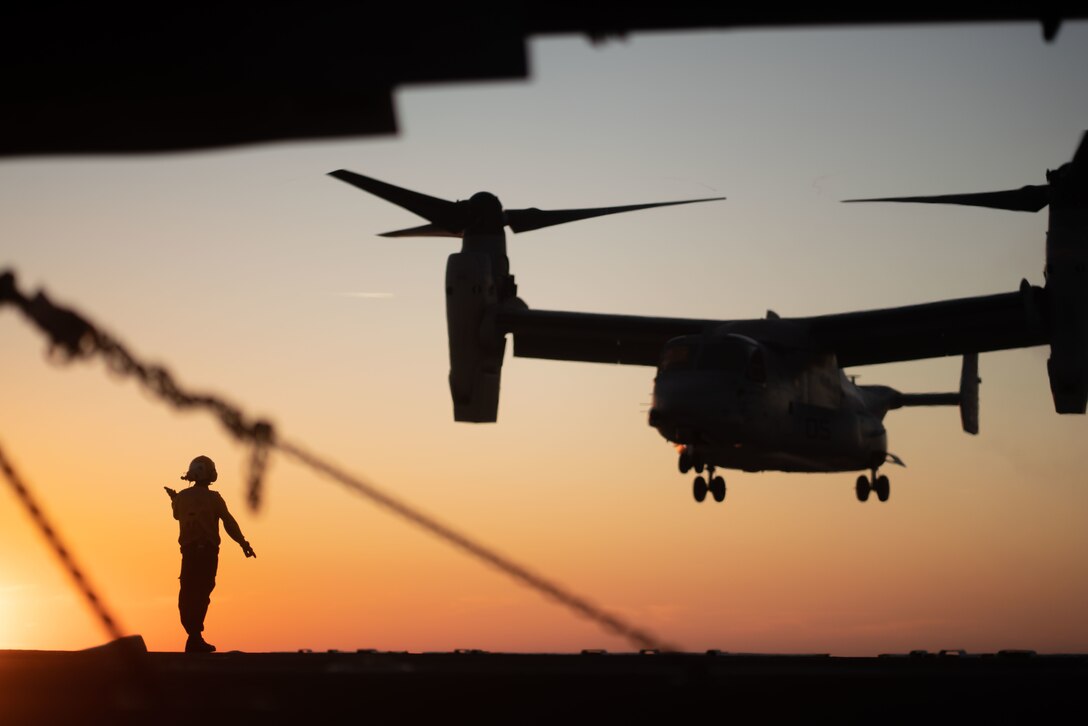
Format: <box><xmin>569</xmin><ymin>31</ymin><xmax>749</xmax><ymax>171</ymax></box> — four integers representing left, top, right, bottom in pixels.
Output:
<box><xmin>650</xmin><ymin>373</ymin><xmax>743</xmax><ymax>438</ymax></box>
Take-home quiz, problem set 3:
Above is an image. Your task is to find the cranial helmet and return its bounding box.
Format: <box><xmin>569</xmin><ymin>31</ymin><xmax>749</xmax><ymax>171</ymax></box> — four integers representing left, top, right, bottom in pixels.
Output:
<box><xmin>182</xmin><ymin>455</ymin><xmax>218</xmax><ymax>483</ymax></box>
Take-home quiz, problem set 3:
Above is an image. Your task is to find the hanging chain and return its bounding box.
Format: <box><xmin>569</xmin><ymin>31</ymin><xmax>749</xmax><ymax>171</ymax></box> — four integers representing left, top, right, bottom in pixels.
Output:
<box><xmin>1</xmin><ymin>268</ymin><xmax>678</xmax><ymax>651</ymax></box>
<box><xmin>0</xmin><ymin>443</ymin><xmax>125</xmax><ymax>642</ymax></box>
<box><xmin>277</xmin><ymin>439</ymin><xmax>677</xmax><ymax>651</ymax></box>
<box><xmin>0</xmin><ymin>269</ymin><xmax>274</xmax><ymax>509</ymax></box>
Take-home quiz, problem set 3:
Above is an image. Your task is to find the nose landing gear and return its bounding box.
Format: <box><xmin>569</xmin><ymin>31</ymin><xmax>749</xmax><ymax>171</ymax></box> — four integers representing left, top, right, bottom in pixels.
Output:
<box><xmin>855</xmin><ymin>470</ymin><xmax>890</xmax><ymax>502</ymax></box>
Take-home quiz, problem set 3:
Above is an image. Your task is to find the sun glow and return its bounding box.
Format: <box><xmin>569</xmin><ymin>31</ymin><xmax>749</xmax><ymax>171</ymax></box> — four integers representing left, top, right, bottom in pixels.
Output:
<box><xmin>2</xmin><ymin>27</ymin><xmax>1088</xmax><ymax>656</ymax></box>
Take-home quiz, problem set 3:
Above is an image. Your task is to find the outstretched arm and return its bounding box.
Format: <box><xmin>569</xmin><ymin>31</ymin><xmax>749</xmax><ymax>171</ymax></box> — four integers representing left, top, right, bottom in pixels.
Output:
<box><xmin>220</xmin><ymin>501</ymin><xmax>256</xmax><ymax>558</ymax></box>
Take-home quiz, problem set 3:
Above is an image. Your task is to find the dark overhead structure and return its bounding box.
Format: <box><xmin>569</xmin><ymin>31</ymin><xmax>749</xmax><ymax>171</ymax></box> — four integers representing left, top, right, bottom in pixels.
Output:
<box><xmin>0</xmin><ymin>6</ymin><xmax>1082</xmax><ymax>155</ymax></box>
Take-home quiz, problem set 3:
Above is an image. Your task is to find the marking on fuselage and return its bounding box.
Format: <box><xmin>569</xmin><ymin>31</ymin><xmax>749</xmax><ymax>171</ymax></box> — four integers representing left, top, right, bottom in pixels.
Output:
<box><xmin>803</xmin><ymin>416</ymin><xmax>832</xmax><ymax>440</ymax></box>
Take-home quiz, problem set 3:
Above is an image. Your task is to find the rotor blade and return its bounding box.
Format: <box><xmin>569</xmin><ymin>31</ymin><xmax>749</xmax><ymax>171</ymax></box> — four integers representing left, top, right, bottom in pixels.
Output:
<box><xmin>504</xmin><ymin>197</ymin><xmax>725</xmax><ymax>234</ymax></box>
<box><xmin>1072</xmin><ymin>130</ymin><xmax>1088</xmax><ymax>169</ymax></box>
<box><xmin>328</xmin><ymin>170</ymin><xmax>464</xmax><ymax>230</ymax></box>
<box><xmin>843</xmin><ymin>185</ymin><xmax>1050</xmax><ymax>212</ymax></box>
<box><xmin>379</xmin><ymin>223</ymin><xmax>461</xmax><ymax>238</ymax></box>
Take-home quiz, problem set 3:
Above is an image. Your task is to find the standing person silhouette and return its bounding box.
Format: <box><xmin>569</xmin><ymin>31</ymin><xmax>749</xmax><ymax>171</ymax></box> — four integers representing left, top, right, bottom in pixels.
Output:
<box><xmin>165</xmin><ymin>455</ymin><xmax>256</xmax><ymax>653</ymax></box>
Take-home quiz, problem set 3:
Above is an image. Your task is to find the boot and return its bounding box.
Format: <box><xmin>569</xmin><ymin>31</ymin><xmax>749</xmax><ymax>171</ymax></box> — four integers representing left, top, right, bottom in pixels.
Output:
<box><xmin>185</xmin><ymin>634</ymin><xmax>216</xmax><ymax>653</ymax></box>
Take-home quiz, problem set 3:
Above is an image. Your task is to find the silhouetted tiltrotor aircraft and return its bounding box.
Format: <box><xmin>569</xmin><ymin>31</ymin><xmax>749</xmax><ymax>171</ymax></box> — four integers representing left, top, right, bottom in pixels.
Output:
<box><xmin>328</xmin><ymin>133</ymin><xmax>1084</xmax><ymax>504</ymax></box>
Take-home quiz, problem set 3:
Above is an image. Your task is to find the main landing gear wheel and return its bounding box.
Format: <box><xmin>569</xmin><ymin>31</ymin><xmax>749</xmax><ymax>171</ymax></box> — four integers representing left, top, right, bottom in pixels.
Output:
<box><xmin>679</xmin><ymin>450</ymin><xmax>692</xmax><ymax>474</ymax></box>
<box><xmin>693</xmin><ymin>476</ymin><xmax>708</xmax><ymax>502</ymax></box>
<box><xmin>855</xmin><ymin>475</ymin><xmax>871</xmax><ymax>502</ymax></box>
<box><xmin>874</xmin><ymin>475</ymin><xmax>890</xmax><ymax>502</ymax></box>
<box><xmin>692</xmin><ymin>461</ymin><xmax>726</xmax><ymax>504</ymax></box>
<box><xmin>856</xmin><ymin>472</ymin><xmax>891</xmax><ymax>503</ymax></box>
<box><xmin>710</xmin><ymin>476</ymin><xmax>726</xmax><ymax>503</ymax></box>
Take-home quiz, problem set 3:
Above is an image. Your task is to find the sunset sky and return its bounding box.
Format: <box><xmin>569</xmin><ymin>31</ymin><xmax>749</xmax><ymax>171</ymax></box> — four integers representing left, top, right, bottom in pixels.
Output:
<box><xmin>2</xmin><ymin>22</ymin><xmax>1087</xmax><ymax>655</ymax></box>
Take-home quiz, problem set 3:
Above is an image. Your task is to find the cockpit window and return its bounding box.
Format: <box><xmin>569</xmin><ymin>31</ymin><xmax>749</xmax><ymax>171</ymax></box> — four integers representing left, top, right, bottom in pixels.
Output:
<box><xmin>660</xmin><ymin>343</ymin><xmax>694</xmax><ymax>372</ymax></box>
<box><xmin>662</xmin><ymin>336</ymin><xmax>768</xmax><ymax>381</ymax></box>
<box><xmin>696</xmin><ymin>339</ymin><xmax>749</xmax><ymax>372</ymax></box>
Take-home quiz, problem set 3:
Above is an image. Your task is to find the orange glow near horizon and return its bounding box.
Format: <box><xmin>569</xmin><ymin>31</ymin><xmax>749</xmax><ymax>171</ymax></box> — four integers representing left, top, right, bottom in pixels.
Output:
<box><xmin>3</xmin><ymin>27</ymin><xmax>1088</xmax><ymax>656</ymax></box>
<box><xmin>2</xmin><ymin>362</ymin><xmax>1086</xmax><ymax>656</ymax></box>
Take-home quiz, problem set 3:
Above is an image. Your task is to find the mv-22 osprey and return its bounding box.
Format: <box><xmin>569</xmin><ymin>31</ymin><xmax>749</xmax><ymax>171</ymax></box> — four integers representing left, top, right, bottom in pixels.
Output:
<box><xmin>329</xmin><ymin>132</ymin><xmax>1085</xmax><ymax>504</ymax></box>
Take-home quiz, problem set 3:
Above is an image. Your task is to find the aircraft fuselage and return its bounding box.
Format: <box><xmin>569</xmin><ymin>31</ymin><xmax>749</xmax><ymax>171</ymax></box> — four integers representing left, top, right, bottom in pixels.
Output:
<box><xmin>649</xmin><ymin>334</ymin><xmax>890</xmax><ymax>474</ymax></box>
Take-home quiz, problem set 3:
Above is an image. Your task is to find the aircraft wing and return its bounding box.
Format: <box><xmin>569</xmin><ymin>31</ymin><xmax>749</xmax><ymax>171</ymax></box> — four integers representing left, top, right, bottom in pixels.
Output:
<box><xmin>804</xmin><ymin>285</ymin><xmax>1048</xmax><ymax>367</ymax></box>
<box><xmin>498</xmin><ymin>284</ymin><xmax>1049</xmax><ymax>368</ymax></box>
<box><xmin>497</xmin><ymin>309</ymin><xmax>724</xmax><ymax>366</ymax></box>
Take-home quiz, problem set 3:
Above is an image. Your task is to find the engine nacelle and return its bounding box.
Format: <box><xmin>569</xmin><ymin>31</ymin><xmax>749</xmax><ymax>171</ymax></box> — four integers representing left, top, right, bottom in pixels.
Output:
<box><xmin>1046</xmin><ymin>294</ymin><xmax>1088</xmax><ymax>414</ymax></box>
<box><xmin>446</xmin><ymin>250</ymin><xmax>505</xmax><ymax>422</ymax></box>
<box><xmin>1045</xmin><ymin>205</ymin><xmax>1088</xmax><ymax>414</ymax></box>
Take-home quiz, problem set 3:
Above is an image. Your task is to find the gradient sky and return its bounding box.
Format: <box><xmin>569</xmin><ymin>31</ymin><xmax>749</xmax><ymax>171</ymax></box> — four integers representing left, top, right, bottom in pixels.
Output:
<box><xmin>2</xmin><ymin>22</ymin><xmax>1087</xmax><ymax>655</ymax></box>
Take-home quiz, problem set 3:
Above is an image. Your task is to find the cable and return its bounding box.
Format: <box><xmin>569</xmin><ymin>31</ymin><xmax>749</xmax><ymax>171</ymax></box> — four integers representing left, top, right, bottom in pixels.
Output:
<box><xmin>278</xmin><ymin>438</ymin><xmax>676</xmax><ymax>651</ymax></box>
<box><xmin>1</xmin><ymin>268</ymin><xmax>677</xmax><ymax>651</ymax></box>
<box><xmin>0</xmin><ymin>443</ymin><xmax>124</xmax><ymax>642</ymax></box>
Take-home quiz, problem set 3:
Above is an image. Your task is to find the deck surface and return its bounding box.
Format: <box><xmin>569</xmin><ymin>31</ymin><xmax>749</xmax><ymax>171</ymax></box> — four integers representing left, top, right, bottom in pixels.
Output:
<box><xmin>2</xmin><ymin>639</ymin><xmax>1085</xmax><ymax>723</ymax></box>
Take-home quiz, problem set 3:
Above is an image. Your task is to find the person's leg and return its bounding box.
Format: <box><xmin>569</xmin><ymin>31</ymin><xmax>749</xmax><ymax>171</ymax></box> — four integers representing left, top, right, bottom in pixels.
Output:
<box><xmin>179</xmin><ymin>546</ymin><xmax>219</xmax><ymax>651</ymax></box>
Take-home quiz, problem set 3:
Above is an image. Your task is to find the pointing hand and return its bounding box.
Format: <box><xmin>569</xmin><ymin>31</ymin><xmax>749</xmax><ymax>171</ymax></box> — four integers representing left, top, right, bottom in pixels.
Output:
<box><xmin>164</xmin><ymin>487</ymin><xmax>177</xmax><ymax>500</ymax></box>
<box><xmin>242</xmin><ymin>541</ymin><xmax>256</xmax><ymax>558</ymax></box>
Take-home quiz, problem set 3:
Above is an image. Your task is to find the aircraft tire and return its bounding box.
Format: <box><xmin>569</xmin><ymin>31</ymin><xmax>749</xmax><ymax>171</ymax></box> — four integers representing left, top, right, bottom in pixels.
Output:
<box><xmin>855</xmin><ymin>475</ymin><xmax>870</xmax><ymax>502</ymax></box>
<box><xmin>679</xmin><ymin>451</ymin><xmax>692</xmax><ymax>474</ymax></box>
<box><xmin>711</xmin><ymin>476</ymin><xmax>726</xmax><ymax>502</ymax></box>
<box><xmin>693</xmin><ymin>476</ymin><xmax>708</xmax><ymax>503</ymax></box>
<box><xmin>875</xmin><ymin>475</ymin><xmax>890</xmax><ymax>502</ymax></box>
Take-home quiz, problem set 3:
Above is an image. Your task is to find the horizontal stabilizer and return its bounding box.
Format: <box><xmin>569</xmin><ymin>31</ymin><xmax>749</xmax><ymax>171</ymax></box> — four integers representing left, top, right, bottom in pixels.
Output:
<box><xmin>881</xmin><ymin>353</ymin><xmax>978</xmax><ymax>433</ymax></box>
<box><xmin>897</xmin><ymin>392</ymin><xmax>959</xmax><ymax>407</ymax></box>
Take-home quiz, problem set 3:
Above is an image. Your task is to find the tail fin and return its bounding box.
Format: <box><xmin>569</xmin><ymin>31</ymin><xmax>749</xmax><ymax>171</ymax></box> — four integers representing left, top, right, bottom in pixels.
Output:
<box><xmin>885</xmin><ymin>353</ymin><xmax>980</xmax><ymax>434</ymax></box>
<box><xmin>959</xmin><ymin>352</ymin><xmax>979</xmax><ymax>434</ymax></box>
